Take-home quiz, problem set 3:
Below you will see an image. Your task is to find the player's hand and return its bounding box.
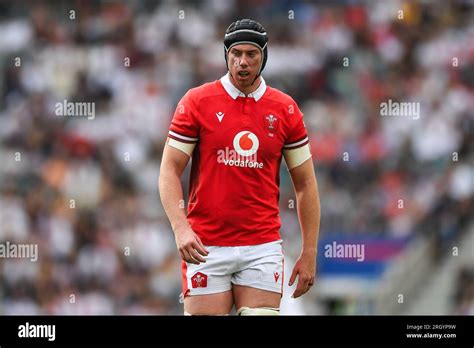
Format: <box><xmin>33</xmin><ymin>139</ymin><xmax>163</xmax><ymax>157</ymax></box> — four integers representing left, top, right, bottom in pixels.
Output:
<box><xmin>288</xmin><ymin>249</ymin><xmax>316</xmax><ymax>298</ymax></box>
<box><xmin>174</xmin><ymin>226</ymin><xmax>209</xmax><ymax>265</ymax></box>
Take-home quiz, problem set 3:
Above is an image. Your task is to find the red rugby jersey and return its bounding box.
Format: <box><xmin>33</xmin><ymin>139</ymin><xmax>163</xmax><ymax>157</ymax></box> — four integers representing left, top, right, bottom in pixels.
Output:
<box><xmin>167</xmin><ymin>74</ymin><xmax>309</xmax><ymax>246</ymax></box>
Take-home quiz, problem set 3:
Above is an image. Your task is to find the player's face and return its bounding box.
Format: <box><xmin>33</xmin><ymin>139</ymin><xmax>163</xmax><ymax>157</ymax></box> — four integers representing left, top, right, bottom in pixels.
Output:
<box><xmin>228</xmin><ymin>44</ymin><xmax>262</xmax><ymax>87</ymax></box>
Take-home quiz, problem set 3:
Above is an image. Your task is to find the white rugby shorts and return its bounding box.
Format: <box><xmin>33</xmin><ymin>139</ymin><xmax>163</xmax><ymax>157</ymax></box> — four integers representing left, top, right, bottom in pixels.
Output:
<box><xmin>181</xmin><ymin>239</ymin><xmax>284</xmax><ymax>297</ymax></box>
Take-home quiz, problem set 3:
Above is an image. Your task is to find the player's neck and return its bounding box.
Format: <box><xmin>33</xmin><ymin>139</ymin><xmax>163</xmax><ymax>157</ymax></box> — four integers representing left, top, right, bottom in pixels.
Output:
<box><xmin>229</xmin><ymin>73</ymin><xmax>261</xmax><ymax>96</ymax></box>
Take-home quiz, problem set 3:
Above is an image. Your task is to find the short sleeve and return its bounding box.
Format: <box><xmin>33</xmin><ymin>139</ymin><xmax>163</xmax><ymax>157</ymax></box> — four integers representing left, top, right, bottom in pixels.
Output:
<box><xmin>283</xmin><ymin>100</ymin><xmax>312</xmax><ymax>169</ymax></box>
<box><xmin>167</xmin><ymin>91</ymin><xmax>199</xmax><ymax>156</ymax></box>
<box><xmin>283</xmin><ymin>100</ymin><xmax>309</xmax><ymax>150</ymax></box>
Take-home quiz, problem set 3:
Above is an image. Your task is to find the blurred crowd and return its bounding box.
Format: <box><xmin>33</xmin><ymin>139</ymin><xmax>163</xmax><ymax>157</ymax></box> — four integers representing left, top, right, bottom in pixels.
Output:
<box><xmin>0</xmin><ymin>0</ymin><xmax>472</xmax><ymax>315</ymax></box>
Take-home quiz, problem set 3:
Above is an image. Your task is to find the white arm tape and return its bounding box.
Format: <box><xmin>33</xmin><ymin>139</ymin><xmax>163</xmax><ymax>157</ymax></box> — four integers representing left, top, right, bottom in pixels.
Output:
<box><xmin>167</xmin><ymin>137</ymin><xmax>196</xmax><ymax>157</ymax></box>
<box><xmin>283</xmin><ymin>143</ymin><xmax>312</xmax><ymax>170</ymax></box>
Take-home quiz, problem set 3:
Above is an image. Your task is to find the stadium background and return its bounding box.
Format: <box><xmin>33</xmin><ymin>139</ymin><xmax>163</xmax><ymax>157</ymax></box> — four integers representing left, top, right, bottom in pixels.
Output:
<box><xmin>0</xmin><ymin>0</ymin><xmax>472</xmax><ymax>315</ymax></box>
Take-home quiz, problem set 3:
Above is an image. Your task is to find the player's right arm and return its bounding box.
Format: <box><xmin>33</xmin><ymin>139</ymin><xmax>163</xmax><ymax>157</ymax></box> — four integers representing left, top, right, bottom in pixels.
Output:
<box><xmin>159</xmin><ymin>90</ymin><xmax>208</xmax><ymax>265</ymax></box>
<box><xmin>159</xmin><ymin>143</ymin><xmax>208</xmax><ymax>264</ymax></box>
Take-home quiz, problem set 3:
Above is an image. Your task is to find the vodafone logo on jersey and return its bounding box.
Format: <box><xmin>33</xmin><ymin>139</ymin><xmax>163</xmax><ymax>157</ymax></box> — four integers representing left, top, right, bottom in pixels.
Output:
<box><xmin>217</xmin><ymin>130</ymin><xmax>264</xmax><ymax>169</ymax></box>
<box><xmin>233</xmin><ymin>131</ymin><xmax>259</xmax><ymax>157</ymax></box>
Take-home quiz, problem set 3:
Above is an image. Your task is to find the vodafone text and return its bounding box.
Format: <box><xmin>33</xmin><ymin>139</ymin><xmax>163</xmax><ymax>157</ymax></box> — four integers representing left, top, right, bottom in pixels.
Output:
<box><xmin>217</xmin><ymin>147</ymin><xmax>263</xmax><ymax>169</ymax></box>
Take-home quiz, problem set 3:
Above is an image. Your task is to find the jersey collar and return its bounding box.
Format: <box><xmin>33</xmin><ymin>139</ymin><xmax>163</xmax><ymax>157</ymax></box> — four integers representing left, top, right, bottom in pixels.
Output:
<box><xmin>220</xmin><ymin>73</ymin><xmax>266</xmax><ymax>101</ymax></box>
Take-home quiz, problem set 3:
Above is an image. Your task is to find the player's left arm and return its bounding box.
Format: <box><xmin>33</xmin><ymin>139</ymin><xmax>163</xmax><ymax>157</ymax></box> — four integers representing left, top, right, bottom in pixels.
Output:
<box><xmin>286</xmin><ymin>156</ymin><xmax>321</xmax><ymax>298</ymax></box>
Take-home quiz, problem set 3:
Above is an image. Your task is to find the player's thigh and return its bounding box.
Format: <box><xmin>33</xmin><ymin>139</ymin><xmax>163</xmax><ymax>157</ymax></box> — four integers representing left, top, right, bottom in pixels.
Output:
<box><xmin>181</xmin><ymin>245</ymin><xmax>236</xmax><ymax>315</ymax></box>
<box><xmin>232</xmin><ymin>240</ymin><xmax>284</xmax><ymax>309</ymax></box>
<box><xmin>184</xmin><ymin>291</ymin><xmax>234</xmax><ymax>315</ymax></box>
<box><xmin>232</xmin><ymin>284</ymin><xmax>281</xmax><ymax>309</ymax></box>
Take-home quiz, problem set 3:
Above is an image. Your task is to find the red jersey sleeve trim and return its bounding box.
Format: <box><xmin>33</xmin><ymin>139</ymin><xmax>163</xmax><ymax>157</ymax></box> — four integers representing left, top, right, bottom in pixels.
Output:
<box><xmin>168</xmin><ymin>130</ymin><xmax>198</xmax><ymax>144</ymax></box>
<box><xmin>283</xmin><ymin>136</ymin><xmax>309</xmax><ymax>149</ymax></box>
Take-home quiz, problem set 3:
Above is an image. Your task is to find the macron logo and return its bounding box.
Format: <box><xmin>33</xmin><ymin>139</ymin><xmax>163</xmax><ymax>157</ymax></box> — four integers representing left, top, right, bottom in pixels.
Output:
<box><xmin>18</xmin><ymin>322</ymin><xmax>56</xmax><ymax>341</ymax></box>
<box><xmin>216</xmin><ymin>112</ymin><xmax>225</xmax><ymax>122</ymax></box>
